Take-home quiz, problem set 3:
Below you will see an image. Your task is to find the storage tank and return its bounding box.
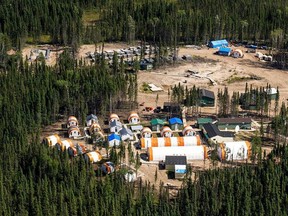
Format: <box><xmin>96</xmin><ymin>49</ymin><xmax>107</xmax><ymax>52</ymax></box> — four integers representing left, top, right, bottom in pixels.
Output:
<box><xmin>83</xmin><ymin>151</ymin><xmax>102</xmax><ymax>163</ymax></box>
<box><xmin>109</xmin><ymin>113</ymin><xmax>119</xmax><ymax>122</ymax></box>
<box><xmin>161</xmin><ymin>126</ymin><xmax>173</xmax><ymax>137</ymax></box>
<box><xmin>101</xmin><ymin>162</ymin><xmax>115</xmax><ymax>174</ymax></box>
<box><xmin>67</xmin><ymin>116</ymin><xmax>78</xmax><ymax>128</ymax></box>
<box><xmin>147</xmin><ymin>145</ymin><xmax>208</xmax><ymax>161</ymax></box>
<box><xmin>141</xmin><ymin>127</ymin><xmax>152</xmax><ymax>138</ymax></box>
<box><xmin>55</xmin><ymin>140</ymin><xmax>73</xmax><ymax>151</ymax></box>
<box><xmin>182</xmin><ymin>125</ymin><xmax>196</xmax><ymax>136</ymax></box>
<box><xmin>128</xmin><ymin>112</ymin><xmax>140</xmax><ymax>124</ymax></box>
<box><xmin>141</xmin><ymin>136</ymin><xmax>201</xmax><ymax>149</ymax></box>
<box><xmin>43</xmin><ymin>134</ymin><xmax>61</xmax><ymax>147</ymax></box>
<box><xmin>218</xmin><ymin>141</ymin><xmax>251</xmax><ymax>161</ymax></box>
<box><xmin>68</xmin><ymin>143</ymin><xmax>87</xmax><ymax>157</ymax></box>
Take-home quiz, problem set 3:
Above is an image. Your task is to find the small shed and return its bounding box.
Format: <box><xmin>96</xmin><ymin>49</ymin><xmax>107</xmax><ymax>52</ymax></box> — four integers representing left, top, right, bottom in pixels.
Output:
<box><xmin>68</xmin><ymin>126</ymin><xmax>81</xmax><ymax>138</ymax></box>
<box><xmin>140</xmin><ymin>62</ymin><xmax>153</xmax><ymax>70</ymax></box>
<box><xmin>109</xmin><ymin>113</ymin><xmax>120</xmax><ymax>122</ymax></box>
<box><xmin>218</xmin><ymin>47</ymin><xmax>231</xmax><ymax>56</ymax></box>
<box><xmin>128</xmin><ymin>112</ymin><xmax>140</xmax><ymax>124</ymax></box>
<box><xmin>196</xmin><ymin>117</ymin><xmax>213</xmax><ymax>129</ymax></box>
<box><xmin>217</xmin><ymin>118</ymin><xmax>252</xmax><ymax>130</ymax></box>
<box><xmin>169</xmin><ymin>117</ymin><xmax>183</xmax><ymax>130</ymax></box>
<box><xmin>165</xmin><ymin>156</ymin><xmax>187</xmax><ymax>179</ymax></box>
<box><xmin>202</xmin><ymin>123</ymin><xmax>234</xmax><ymax>144</ymax></box>
<box><xmin>150</xmin><ymin>118</ymin><xmax>165</xmax><ymax>131</ymax></box>
<box><xmin>108</xmin><ymin>134</ymin><xmax>121</xmax><ymax>147</ymax></box>
<box><xmin>209</xmin><ymin>39</ymin><xmax>229</xmax><ymax>48</ymax></box>
<box><xmin>161</xmin><ymin>126</ymin><xmax>173</xmax><ymax>137</ymax></box>
<box><xmin>199</xmin><ymin>89</ymin><xmax>215</xmax><ymax>107</ymax></box>
<box><xmin>109</xmin><ymin>120</ymin><xmax>122</xmax><ymax>133</ymax></box>
<box><xmin>182</xmin><ymin>125</ymin><xmax>195</xmax><ymax>136</ymax></box>
<box><xmin>67</xmin><ymin>116</ymin><xmax>78</xmax><ymax>128</ymax></box>
<box><xmin>119</xmin><ymin>127</ymin><xmax>134</xmax><ymax>141</ymax></box>
<box><xmin>86</xmin><ymin>114</ymin><xmax>98</xmax><ymax>127</ymax></box>
<box><xmin>141</xmin><ymin>127</ymin><xmax>152</xmax><ymax>138</ymax></box>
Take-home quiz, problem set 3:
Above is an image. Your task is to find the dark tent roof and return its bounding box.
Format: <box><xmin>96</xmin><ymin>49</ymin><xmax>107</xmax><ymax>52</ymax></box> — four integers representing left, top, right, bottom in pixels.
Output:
<box><xmin>202</xmin><ymin>123</ymin><xmax>234</xmax><ymax>138</ymax></box>
<box><xmin>165</xmin><ymin>156</ymin><xmax>187</xmax><ymax>165</ymax></box>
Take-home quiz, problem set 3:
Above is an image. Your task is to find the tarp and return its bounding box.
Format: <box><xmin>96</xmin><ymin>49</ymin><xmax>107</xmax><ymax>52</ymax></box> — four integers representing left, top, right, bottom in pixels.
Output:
<box><xmin>148</xmin><ymin>84</ymin><xmax>162</xmax><ymax>92</ymax></box>
<box><xmin>209</xmin><ymin>39</ymin><xmax>228</xmax><ymax>48</ymax></box>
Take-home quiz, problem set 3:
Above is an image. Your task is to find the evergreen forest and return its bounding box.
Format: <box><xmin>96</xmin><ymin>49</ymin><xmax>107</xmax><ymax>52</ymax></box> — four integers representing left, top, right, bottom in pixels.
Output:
<box><xmin>1</xmin><ymin>0</ymin><xmax>288</xmax><ymax>49</ymax></box>
<box><xmin>1</xmin><ymin>1</ymin><xmax>288</xmax><ymax>215</ymax></box>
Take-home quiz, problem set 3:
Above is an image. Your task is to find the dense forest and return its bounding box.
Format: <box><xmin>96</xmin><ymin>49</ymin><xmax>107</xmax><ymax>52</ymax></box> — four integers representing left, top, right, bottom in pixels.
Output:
<box><xmin>1</xmin><ymin>0</ymin><xmax>288</xmax><ymax>49</ymax></box>
<box><xmin>1</xmin><ymin>1</ymin><xmax>288</xmax><ymax>215</ymax></box>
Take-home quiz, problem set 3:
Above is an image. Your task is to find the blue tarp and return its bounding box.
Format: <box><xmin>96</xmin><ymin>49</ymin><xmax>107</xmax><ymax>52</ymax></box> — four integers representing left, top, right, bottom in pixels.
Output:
<box><xmin>169</xmin><ymin>117</ymin><xmax>183</xmax><ymax>125</ymax></box>
<box><xmin>218</xmin><ymin>47</ymin><xmax>231</xmax><ymax>55</ymax></box>
<box><xmin>108</xmin><ymin>133</ymin><xmax>121</xmax><ymax>141</ymax></box>
<box><xmin>209</xmin><ymin>39</ymin><xmax>229</xmax><ymax>48</ymax></box>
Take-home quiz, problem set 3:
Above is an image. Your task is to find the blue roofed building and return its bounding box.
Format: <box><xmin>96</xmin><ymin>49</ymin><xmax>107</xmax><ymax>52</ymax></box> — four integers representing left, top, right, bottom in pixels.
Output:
<box><xmin>108</xmin><ymin>133</ymin><xmax>121</xmax><ymax>147</ymax></box>
<box><xmin>209</xmin><ymin>39</ymin><xmax>229</xmax><ymax>48</ymax></box>
<box><xmin>169</xmin><ymin>117</ymin><xmax>183</xmax><ymax>130</ymax></box>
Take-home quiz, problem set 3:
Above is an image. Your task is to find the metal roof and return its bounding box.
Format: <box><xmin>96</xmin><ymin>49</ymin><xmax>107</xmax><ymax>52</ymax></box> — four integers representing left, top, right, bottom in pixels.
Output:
<box><xmin>197</xmin><ymin>118</ymin><xmax>213</xmax><ymax>124</ymax></box>
<box><xmin>108</xmin><ymin>134</ymin><xmax>121</xmax><ymax>141</ymax></box>
<box><xmin>150</xmin><ymin>118</ymin><xmax>164</xmax><ymax>126</ymax></box>
<box><xmin>200</xmin><ymin>89</ymin><xmax>215</xmax><ymax>99</ymax></box>
<box><xmin>86</xmin><ymin>114</ymin><xmax>98</xmax><ymax>121</ymax></box>
<box><xmin>110</xmin><ymin>120</ymin><xmax>122</xmax><ymax>128</ymax></box>
<box><xmin>217</xmin><ymin>118</ymin><xmax>252</xmax><ymax>124</ymax></box>
<box><xmin>130</xmin><ymin>125</ymin><xmax>143</xmax><ymax>131</ymax></box>
<box><xmin>169</xmin><ymin>117</ymin><xmax>183</xmax><ymax>125</ymax></box>
<box><xmin>119</xmin><ymin>128</ymin><xmax>133</xmax><ymax>136</ymax></box>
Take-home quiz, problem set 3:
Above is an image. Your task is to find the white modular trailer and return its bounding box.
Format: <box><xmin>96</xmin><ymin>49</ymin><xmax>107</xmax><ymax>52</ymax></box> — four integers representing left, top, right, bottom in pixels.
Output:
<box><xmin>141</xmin><ymin>136</ymin><xmax>201</xmax><ymax>149</ymax></box>
<box><xmin>83</xmin><ymin>151</ymin><xmax>102</xmax><ymax>163</ymax></box>
<box><xmin>147</xmin><ymin>146</ymin><xmax>208</xmax><ymax>161</ymax></box>
<box><xmin>218</xmin><ymin>141</ymin><xmax>251</xmax><ymax>161</ymax></box>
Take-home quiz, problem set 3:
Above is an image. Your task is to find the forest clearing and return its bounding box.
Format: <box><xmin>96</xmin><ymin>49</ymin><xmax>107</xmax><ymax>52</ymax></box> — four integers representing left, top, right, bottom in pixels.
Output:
<box><xmin>3</xmin><ymin>0</ymin><xmax>288</xmax><ymax>215</ymax></box>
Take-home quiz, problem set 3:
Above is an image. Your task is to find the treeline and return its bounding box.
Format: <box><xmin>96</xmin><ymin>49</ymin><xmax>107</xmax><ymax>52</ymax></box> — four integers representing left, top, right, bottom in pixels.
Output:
<box><xmin>1</xmin><ymin>0</ymin><xmax>288</xmax><ymax>50</ymax></box>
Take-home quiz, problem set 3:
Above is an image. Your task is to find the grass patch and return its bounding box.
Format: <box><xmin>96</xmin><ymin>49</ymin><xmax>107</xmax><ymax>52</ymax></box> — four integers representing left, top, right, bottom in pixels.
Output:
<box><xmin>26</xmin><ymin>35</ymin><xmax>52</xmax><ymax>44</ymax></box>
<box><xmin>226</xmin><ymin>76</ymin><xmax>252</xmax><ymax>84</ymax></box>
<box><xmin>83</xmin><ymin>8</ymin><xmax>100</xmax><ymax>24</ymax></box>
